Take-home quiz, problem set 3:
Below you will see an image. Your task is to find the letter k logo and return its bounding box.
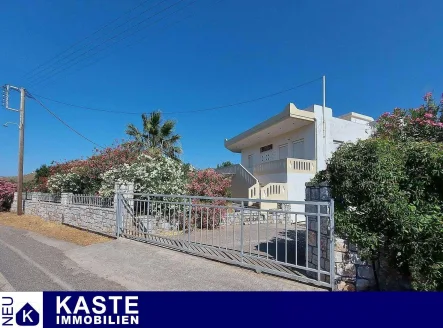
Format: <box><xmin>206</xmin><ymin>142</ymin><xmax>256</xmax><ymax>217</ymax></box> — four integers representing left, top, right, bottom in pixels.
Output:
<box><xmin>16</xmin><ymin>303</ymin><xmax>39</xmax><ymax>326</ymax></box>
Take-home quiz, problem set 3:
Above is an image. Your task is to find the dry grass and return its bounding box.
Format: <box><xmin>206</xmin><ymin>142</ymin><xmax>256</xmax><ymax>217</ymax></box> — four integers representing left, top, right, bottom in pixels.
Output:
<box><xmin>0</xmin><ymin>212</ymin><xmax>112</xmax><ymax>246</ymax></box>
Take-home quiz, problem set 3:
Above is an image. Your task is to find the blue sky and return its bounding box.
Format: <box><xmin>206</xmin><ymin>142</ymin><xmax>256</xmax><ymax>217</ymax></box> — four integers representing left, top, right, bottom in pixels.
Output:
<box><xmin>1</xmin><ymin>0</ymin><xmax>442</xmax><ymax>176</ymax></box>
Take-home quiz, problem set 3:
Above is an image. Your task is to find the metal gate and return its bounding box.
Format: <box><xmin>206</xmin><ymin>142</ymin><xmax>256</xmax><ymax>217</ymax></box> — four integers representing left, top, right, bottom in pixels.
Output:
<box><xmin>115</xmin><ymin>193</ymin><xmax>334</xmax><ymax>289</ymax></box>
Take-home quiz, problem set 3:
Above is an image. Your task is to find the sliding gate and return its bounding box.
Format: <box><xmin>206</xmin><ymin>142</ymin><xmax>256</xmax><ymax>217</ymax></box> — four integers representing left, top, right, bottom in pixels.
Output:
<box><xmin>115</xmin><ymin>193</ymin><xmax>335</xmax><ymax>289</ymax></box>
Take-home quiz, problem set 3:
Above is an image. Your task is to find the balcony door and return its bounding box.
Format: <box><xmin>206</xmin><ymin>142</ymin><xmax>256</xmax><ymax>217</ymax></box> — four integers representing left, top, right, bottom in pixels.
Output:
<box><xmin>292</xmin><ymin>139</ymin><xmax>305</xmax><ymax>159</ymax></box>
<box><xmin>279</xmin><ymin>143</ymin><xmax>288</xmax><ymax>160</ymax></box>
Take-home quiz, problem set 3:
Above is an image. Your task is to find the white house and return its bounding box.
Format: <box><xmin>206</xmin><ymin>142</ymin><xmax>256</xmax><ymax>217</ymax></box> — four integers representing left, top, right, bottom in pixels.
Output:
<box><xmin>218</xmin><ymin>102</ymin><xmax>374</xmax><ymax>217</ymax></box>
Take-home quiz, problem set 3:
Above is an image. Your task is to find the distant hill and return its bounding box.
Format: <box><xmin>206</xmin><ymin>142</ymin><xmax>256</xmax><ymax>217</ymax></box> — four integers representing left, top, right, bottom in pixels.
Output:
<box><xmin>0</xmin><ymin>172</ymin><xmax>36</xmax><ymax>183</ymax></box>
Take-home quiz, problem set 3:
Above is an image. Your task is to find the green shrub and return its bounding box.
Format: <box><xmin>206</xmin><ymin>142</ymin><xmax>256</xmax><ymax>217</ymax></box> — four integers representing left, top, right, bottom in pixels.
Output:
<box><xmin>319</xmin><ymin>139</ymin><xmax>443</xmax><ymax>290</ymax></box>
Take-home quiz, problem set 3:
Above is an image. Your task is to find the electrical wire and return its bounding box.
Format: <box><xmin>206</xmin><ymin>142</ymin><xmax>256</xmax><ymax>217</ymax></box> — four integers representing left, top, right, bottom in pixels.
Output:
<box><xmin>28</xmin><ymin>92</ymin><xmax>104</xmax><ymax>149</ymax></box>
<box><xmin>27</xmin><ymin>0</ymin><xmax>191</xmax><ymax>87</ymax></box>
<box><xmin>29</xmin><ymin>77</ymin><xmax>322</xmax><ymax>116</ymax></box>
<box><xmin>31</xmin><ymin>0</ymin><xmax>217</xmax><ymax>90</ymax></box>
<box><xmin>25</xmin><ymin>0</ymin><xmax>166</xmax><ymax>85</ymax></box>
<box><xmin>22</xmin><ymin>0</ymin><xmax>153</xmax><ymax>81</ymax></box>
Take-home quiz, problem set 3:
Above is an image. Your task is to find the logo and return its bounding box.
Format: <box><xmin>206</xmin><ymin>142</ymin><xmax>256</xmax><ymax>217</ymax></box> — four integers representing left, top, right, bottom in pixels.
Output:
<box><xmin>15</xmin><ymin>304</ymin><xmax>39</xmax><ymax>326</ymax></box>
<box><xmin>0</xmin><ymin>293</ymin><xmax>43</xmax><ymax>328</ymax></box>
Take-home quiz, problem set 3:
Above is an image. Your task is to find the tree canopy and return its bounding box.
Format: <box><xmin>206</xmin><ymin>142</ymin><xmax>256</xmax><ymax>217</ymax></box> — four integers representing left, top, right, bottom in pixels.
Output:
<box><xmin>126</xmin><ymin>111</ymin><xmax>182</xmax><ymax>160</ymax></box>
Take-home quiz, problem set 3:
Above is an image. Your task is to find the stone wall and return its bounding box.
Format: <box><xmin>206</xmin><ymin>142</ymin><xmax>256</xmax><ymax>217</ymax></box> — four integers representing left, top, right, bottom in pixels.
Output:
<box><xmin>305</xmin><ymin>182</ymin><xmax>376</xmax><ymax>291</ymax></box>
<box><xmin>11</xmin><ymin>192</ymin><xmax>116</xmax><ymax>237</ymax></box>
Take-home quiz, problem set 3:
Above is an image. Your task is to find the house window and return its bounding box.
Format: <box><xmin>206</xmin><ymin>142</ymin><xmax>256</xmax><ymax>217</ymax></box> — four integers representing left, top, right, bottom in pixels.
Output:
<box><xmin>279</xmin><ymin>143</ymin><xmax>288</xmax><ymax>159</ymax></box>
<box><xmin>292</xmin><ymin>139</ymin><xmax>305</xmax><ymax>159</ymax></box>
<box><xmin>260</xmin><ymin>144</ymin><xmax>273</xmax><ymax>152</ymax></box>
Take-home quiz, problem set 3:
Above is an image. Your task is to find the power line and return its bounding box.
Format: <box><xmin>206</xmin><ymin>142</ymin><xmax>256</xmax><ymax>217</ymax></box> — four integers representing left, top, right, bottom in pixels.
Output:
<box><xmin>29</xmin><ymin>77</ymin><xmax>322</xmax><ymax>116</ymax></box>
<box><xmin>28</xmin><ymin>92</ymin><xmax>104</xmax><ymax>149</ymax></box>
<box><xmin>25</xmin><ymin>0</ymin><xmax>165</xmax><ymax>85</ymax></box>
<box><xmin>27</xmin><ymin>0</ymin><xmax>191</xmax><ymax>87</ymax></box>
<box><xmin>31</xmin><ymin>0</ymin><xmax>221</xmax><ymax>91</ymax></box>
<box><xmin>22</xmin><ymin>0</ymin><xmax>153</xmax><ymax>81</ymax></box>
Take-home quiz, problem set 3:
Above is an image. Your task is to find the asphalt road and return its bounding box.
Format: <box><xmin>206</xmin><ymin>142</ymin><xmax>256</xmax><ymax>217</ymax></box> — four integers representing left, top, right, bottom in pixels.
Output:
<box><xmin>0</xmin><ymin>225</ymin><xmax>125</xmax><ymax>291</ymax></box>
<box><xmin>0</xmin><ymin>225</ymin><xmax>323</xmax><ymax>291</ymax></box>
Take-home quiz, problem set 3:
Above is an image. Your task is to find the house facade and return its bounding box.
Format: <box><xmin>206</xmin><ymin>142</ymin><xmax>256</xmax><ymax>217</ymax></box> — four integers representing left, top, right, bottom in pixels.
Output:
<box><xmin>218</xmin><ymin>103</ymin><xmax>374</xmax><ymax>218</ymax></box>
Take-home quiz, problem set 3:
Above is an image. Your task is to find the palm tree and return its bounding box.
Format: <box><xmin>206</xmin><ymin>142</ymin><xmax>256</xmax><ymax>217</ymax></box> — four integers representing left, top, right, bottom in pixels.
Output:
<box><xmin>126</xmin><ymin>111</ymin><xmax>182</xmax><ymax>160</ymax></box>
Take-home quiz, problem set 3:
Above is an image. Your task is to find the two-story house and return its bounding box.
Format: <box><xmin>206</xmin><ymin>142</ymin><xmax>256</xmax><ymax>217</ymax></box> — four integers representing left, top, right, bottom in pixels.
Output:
<box><xmin>218</xmin><ymin>102</ymin><xmax>374</xmax><ymax>219</ymax></box>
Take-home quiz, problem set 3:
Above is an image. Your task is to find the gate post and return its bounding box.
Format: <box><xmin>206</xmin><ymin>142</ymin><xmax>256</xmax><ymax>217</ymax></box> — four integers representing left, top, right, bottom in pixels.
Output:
<box><xmin>330</xmin><ymin>198</ymin><xmax>335</xmax><ymax>291</ymax></box>
<box><xmin>240</xmin><ymin>202</ymin><xmax>244</xmax><ymax>262</ymax></box>
<box><xmin>188</xmin><ymin>197</ymin><xmax>192</xmax><ymax>246</ymax></box>
<box><xmin>115</xmin><ymin>192</ymin><xmax>121</xmax><ymax>238</ymax></box>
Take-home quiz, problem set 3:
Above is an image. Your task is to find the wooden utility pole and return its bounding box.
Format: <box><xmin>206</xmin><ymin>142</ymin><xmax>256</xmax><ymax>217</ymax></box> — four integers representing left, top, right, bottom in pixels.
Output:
<box><xmin>17</xmin><ymin>88</ymin><xmax>26</xmax><ymax>215</ymax></box>
<box><xmin>2</xmin><ymin>85</ymin><xmax>26</xmax><ymax>215</ymax></box>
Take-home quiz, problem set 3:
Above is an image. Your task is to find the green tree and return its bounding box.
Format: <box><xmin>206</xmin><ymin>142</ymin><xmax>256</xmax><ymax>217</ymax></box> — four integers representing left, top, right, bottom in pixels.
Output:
<box><xmin>126</xmin><ymin>111</ymin><xmax>182</xmax><ymax>160</ymax></box>
<box><xmin>216</xmin><ymin>161</ymin><xmax>234</xmax><ymax>168</ymax></box>
<box><xmin>34</xmin><ymin>164</ymin><xmax>49</xmax><ymax>183</ymax></box>
<box><xmin>315</xmin><ymin>139</ymin><xmax>443</xmax><ymax>290</ymax></box>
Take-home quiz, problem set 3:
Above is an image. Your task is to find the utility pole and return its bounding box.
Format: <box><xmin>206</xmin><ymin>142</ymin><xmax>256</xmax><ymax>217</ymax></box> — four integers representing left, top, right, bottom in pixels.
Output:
<box><xmin>322</xmin><ymin>75</ymin><xmax>327</xmax><ymax>165</ymax></box>
<box><xmin>2</xmin><ymin>85</ymin><xmax>26</xmax><ymax>215</ymax></box>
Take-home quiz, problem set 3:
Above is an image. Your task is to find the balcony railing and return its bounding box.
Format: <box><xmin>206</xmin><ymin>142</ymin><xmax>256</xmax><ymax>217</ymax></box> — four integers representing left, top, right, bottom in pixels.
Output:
<box><xmin>252</xmin><ymin>158</ymin><xmax>316</xmax><ymax>175</ymax></box>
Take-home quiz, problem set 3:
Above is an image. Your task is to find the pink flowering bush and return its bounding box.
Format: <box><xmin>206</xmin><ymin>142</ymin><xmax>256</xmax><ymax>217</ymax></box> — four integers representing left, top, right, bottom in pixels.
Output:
<box><xmin>186</xmin><ymin>169</ymin><xmax>231</xmax><ymax>229</ymax></box>
<box><xmin>45</xmin><ymin>140</ymin><xmax>153</xmax><ymax>194</ymax></box>
<box><xmin>374</xmin><ymin>92</ymin><xmax>443</xmax><ymax>142</ymax></box>
<box><xmin>187</xmin><ymin>169</ymin><xmax>231</xmax><ymax>198</ymax></box>
<box><xmin>0</xmin><ymin>179</ymin><xmax>16</xmax><ymax>211</ymax></box>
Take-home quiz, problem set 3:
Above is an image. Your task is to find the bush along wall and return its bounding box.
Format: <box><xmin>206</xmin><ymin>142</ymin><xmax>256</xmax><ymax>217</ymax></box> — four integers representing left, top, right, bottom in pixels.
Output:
<box><xmin>313</xmin><ymin>139</ymin><xmax>443</xmax><ymax>291</ymax></box>
<box><xmin>0</xmin><ymin>179</ymin><xmax>16</xmax><ymax>211</ymax></box>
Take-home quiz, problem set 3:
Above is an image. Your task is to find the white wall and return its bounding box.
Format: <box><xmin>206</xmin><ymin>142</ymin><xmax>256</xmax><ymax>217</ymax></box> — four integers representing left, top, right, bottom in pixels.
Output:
<box><xmin>308</xmin><ymin>105</ymin><xmax>372</xmax><ymax>171</ymax></box>
<box><xmin>287</xmin><ymin>172</ymin><xmax>314</xmax><ymax>222</ymax></box>
<box><xmin>326</xmin><ymin>117</ymin><xmax>372</xmax><ymax>161</ymax></box>
<box><xmin>240</xmin><ymin>123</ymin><xmax>315</xmax><ymax>169</ymax></box>
<box><xmin>307</xmin><ymin>105</ymin><xmax>332</xmax><ymax>171</ymax></box>
<box><xmin>255</xmin><ymin>173</ymin><xmax>287</xmax><ymax>185</ymax></box>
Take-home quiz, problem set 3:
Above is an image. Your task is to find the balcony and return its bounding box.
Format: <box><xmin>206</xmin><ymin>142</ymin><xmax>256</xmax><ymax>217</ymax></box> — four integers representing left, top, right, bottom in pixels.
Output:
<box><xmin>252</xmin><ymin>158</ymin><xmax>316</xmax><ymax>176</ymax></box>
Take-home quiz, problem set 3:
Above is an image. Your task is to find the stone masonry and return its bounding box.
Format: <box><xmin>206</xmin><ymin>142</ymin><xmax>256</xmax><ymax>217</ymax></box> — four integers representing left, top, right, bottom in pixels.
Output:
<box><xmin>305</xmin><ymin>182</ymin><xmax>376</xmax><ymax>291</ymax></box>
<box><xmin>11</xmin><ymin>192</ymin><xmax>116</xmax><ymax>237</ymax></box>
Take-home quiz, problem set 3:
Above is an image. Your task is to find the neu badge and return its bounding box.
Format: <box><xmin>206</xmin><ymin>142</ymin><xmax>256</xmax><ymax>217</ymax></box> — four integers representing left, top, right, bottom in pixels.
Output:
<box><xmin>1</xmin><ymin>296</ymin><xmax>40</xmax><ymax>327</ymax></box>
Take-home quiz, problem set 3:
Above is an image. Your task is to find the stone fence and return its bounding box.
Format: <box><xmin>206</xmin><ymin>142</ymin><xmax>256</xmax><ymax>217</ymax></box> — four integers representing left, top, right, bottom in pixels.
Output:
<box><xmin>11</xmin><ymin>192</ymin><xmax>117</xmax><ymax>237</ymax></box>
<box><xmin>305</xmin><ymin>182</ymin><xmax>376</xmax><ymax>291</ymax></box>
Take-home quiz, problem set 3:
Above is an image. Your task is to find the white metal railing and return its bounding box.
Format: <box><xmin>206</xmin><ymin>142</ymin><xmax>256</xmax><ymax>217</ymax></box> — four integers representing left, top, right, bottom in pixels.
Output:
<box><xmin>116</xmin><ymin>192</ymin><xmax>335</xmax><ymax>289</ymax></box>
<box><xmin>37</xmin><ymin>193</ymin><xmax>61</xmax><ymax>203</ymax></box>
<box><xmin>69</xmin><ymin>194</ymin><xmax>114</xmax><ymax>208</ymax></box>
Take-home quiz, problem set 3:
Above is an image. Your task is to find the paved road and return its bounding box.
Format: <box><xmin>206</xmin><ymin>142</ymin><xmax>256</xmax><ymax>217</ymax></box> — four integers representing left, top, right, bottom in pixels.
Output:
<box><xmin>0</xmin><ymin>225</ymin><xmax>323</xmax><ymax>291</ymax></box>
<box><xmin>0</xmin><ymin>225</ymin><xmax>125</xmax><ymax>291</ymax></box>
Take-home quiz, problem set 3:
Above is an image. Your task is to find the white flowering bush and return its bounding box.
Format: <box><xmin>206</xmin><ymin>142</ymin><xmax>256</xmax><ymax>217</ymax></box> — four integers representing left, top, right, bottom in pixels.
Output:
<box><xmin>99</xmin><ymin>154</ymin><xmax>187</xmax><ymax>196</ymax></box>
<box><xmin>47</xmin><ymin>173</ymin><xmax>84</xmax><ymax>193</ymax></box>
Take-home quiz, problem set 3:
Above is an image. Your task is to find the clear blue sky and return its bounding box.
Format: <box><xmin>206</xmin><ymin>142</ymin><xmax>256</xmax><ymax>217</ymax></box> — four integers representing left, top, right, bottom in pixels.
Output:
<box><xmin>1</xmin><ymin>0</ymin><xmax>442</xmax><ymax>176</ymax></box>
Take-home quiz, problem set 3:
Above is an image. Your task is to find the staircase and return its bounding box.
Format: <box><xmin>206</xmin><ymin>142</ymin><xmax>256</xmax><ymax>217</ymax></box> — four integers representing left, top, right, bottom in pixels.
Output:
<box><xmin>216</xmin><ymin>165</ymin><xmax>288</xmax><ymax>209</ymax></box>
<box><xmin>216</xmin><ymin>164</ymin><xmax>260</xmax><ymax>203</ymax></box>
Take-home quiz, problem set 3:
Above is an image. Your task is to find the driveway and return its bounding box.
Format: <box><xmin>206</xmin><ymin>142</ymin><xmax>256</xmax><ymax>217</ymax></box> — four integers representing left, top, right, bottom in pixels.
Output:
<box><xmin>0</xmin><ymin>225</ymin><xmax>324</xmax><ymax>291</ymax></box>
